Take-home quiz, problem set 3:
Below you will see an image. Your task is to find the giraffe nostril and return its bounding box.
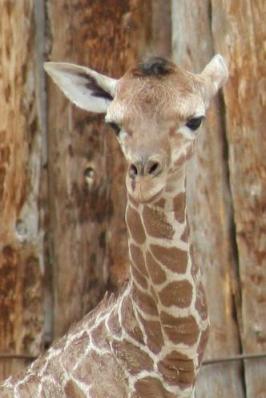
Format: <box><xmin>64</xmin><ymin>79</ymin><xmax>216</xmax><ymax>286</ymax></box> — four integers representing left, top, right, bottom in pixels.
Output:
<box><xmin>129</xmin><ymin>164</ymin><xmax>138</xmax><ymax>178</ymax></box>
<box><xmin>146</xmin><ymin>161</ymin><xmax>162</xmax><ymax>176</ymax></box>
<box><xmin>129</xmin><ymin>159</ymin><xmax>162</xmax><ymax>178</ymax></box>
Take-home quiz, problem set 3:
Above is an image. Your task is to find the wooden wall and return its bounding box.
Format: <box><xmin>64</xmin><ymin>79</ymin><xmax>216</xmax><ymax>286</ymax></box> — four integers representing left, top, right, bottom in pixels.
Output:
<box><xmin>0</xmin><ymin>0</ymin><xmax>265</xmax><ymax>396</ymax></box>
<box><xmin>0</xmin><ymin>1</ymin><xmax>44</xmax><ymax>378</ymax></box>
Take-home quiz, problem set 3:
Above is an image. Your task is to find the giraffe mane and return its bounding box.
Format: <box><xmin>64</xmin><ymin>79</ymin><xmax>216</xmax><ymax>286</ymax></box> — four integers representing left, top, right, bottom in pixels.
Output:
<box><xmin>131</xmin><ymin>56</ymin><xmax>176</xmax><ymax>78</ymax></box>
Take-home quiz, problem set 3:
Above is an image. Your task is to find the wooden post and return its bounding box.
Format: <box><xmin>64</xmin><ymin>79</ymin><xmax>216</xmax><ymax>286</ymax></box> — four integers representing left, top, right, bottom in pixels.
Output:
<box><xmin>212</xmin><ymin>0</ymin><xmax>266</xmax><ymax>396</ymax></box>
<box><xmin>0</xmin><ymin>1</ymin><xmax>45</xmax><ymax>380</ymax></box>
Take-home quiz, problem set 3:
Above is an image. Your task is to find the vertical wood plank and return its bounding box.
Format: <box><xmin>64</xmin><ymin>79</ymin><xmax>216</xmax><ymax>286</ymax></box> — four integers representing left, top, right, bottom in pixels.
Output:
<box><xmin>0</xmin><ymin>1</ymin><xmax>45</xmax><ymax>380</ymax></box>
<box><xmin>46</xmin><ymin>0</ymin><xmax>152</xmax><ymax>338</ymax></box>
<box><xmin>211</xmin><ymin>0</ymin><xmax>266</xmax><ymax>396</ymax></box>
<box><xmin>171</xmin><ymin>0</ymin><xmax>245</xmax><ymax>396</ymax></box>
<box><xmin>151</xmin><ymin>0</ymin><xmax>172</xmax><ymax>57</ymax></box>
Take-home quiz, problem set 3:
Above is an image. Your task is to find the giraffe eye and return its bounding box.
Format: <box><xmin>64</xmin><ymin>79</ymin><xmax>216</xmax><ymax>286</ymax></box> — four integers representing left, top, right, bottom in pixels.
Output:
<box><xmin>186</xmin><ymin>116</ymin><xmax>204</xmax><ymax>131</ymax></box>
<box><xmin>107</xmin><ymin>122</ymin><xmax>121</xmax><ymax>135</ymax></box>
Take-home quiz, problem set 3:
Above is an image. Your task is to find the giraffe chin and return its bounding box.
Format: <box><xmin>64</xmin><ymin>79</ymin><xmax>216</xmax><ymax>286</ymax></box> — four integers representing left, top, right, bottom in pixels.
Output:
<box><xmin>128</xmin><ymin>189</ymin><xmax>164</xmax><ymax>204</ymax></box>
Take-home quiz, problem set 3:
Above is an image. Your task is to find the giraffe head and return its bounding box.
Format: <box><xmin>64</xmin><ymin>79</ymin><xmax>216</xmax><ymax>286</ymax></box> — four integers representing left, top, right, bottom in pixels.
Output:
<box><xmin>45</xmin><ymin>56</ymin><xmax>228</xmax><ymax>203</ymax></box>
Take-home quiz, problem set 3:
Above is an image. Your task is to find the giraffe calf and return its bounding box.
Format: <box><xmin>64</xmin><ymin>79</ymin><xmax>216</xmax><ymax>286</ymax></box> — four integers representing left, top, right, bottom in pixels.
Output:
<box><xmin>0</xmin><ymin>55</ymin><xmax>228</xmax><ymax>397</ymax></box>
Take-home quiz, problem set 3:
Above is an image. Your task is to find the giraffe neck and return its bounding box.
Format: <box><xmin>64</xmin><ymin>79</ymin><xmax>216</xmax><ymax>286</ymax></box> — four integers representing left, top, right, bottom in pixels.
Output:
<box><xmin>126</xmin><ymin>166</ymin><xmax>193</xmax><ymax>309</ymax></box>
<box><xmin>125</xmin><ymin>167</ymin><xmax>209</xmax><ymax>391</ymax></box>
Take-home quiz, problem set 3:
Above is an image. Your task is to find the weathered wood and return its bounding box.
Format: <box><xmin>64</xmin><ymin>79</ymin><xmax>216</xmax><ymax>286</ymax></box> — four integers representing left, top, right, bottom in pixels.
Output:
<box><xmin>211</xmin><ymin>0</ymin><xmax>266</xmax><ymax>396</ymax></box>
<box><xmin>151</xmin><ymin>0</ymin><xmax>172</xmax><ymax>57</ymax></box>
<box><xmin>171</xmin><ymin>0</ymin><xmax>245</xmax><ymax>396</ymax></box>
<box><xmin>0</xmin><ymin>1</ymin><xmax>44</xmax><ymax>380</ymax></box>
<box><xmin>46</xmin><ymin>0</ymin><xmax>152</xmax><ymax>338</ymax></box>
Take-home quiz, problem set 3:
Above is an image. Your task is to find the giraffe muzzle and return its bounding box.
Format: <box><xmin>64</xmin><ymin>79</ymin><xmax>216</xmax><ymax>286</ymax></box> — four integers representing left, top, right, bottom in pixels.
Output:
<box><xmin>126</xmin><ymin>155</ymin><xmax>166</xmax><ymax>203</ymax></box>
<box><xmin>128</xmin><ymin>158</ymin><xmax>163</xmax><ymax>179</ymax></box>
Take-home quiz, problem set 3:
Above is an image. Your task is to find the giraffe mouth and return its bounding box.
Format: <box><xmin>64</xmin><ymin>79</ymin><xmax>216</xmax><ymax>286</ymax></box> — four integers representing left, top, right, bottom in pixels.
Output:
<box><xmin>137</xmin><ymin>187</ymin><xmax>164</xmax><ymax>203</ymax></box>
<box><xmin>126</xmin><ymin>175</ymin><xmax>164</xmax><ymax>203</ymax></box>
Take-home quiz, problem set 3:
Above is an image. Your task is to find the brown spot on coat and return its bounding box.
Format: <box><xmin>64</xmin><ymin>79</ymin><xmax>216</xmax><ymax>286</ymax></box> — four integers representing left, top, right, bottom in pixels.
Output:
<box><xmin>142</xmin><ymin>205</ymin><xmax>174</xmax><ymax>239</ymax></box>
<box><xmin>107</xmin><ymin>311</ymin><xmax>121</xmax><ymax>337</ymax></box>
<box><xmin>112</xmin><ymin>339</ymin><xmax>153</xmax><ymax>375</ymax></box>
<box><xmin>133</xmin><ymin>376</ymin><xmax>176</xmax><ymax>398</ymax></box>
<box><xmin>197</xmin><ymin>327</ymin><xmax>210</xmax><ymax>364</ymax></box>
<box><xmin>161</xmin><ymin>312</ymin><xmax>199</xmax><ymax>345</ymax></box>
<box><xmin>59</xmin><ymin>332</ymin><xmax>89</xmax><ymax>369</ymax></box>
<box><xmin>91</xmin><ymin>321</ymin><xmax>109</xmax><ymax>349</ymax></box>
<box><xmin>130</xmin><ymin>244</ymin><xmax>148</xmax><ymax>276</ymax></box>
<box><xmin>64</xmin><ymin>380</ymin><xmax>86</xmax><ymax>398</ymax></box>
<box><xmin>74</xmin><ymin>351</ymin><xmax>127</xmax><ymax>397</ymax></box>
<box><xmin>173</xmin><ymin>193</ymin><xmax>186</xmax><ymax>223</ymax></box>
<box><xmin>138</xmin><ymin>311</ymin><xmax>164</xmax><ymax>354</ymax></box>
<box><xmin>159</xmin><ymin>280</ymin><xmax>193</xmax><ymax>308</ymax></box>
<box><xmin>131</xmin><ymin>264</ymin><xmax>148</xmax><ymax>289</ymax></box>
<box><xmin>195</xmin><ymin>282</ymin><xmax>208</xmax><ymax>320</ymax></box>
<box><xmin>158</xmin><ymin>351</ymin><xmax>195</xmax><ymax>388</ymax></box>
<box><xmin>132</xmin><ymin>284</ymin><xmax>159</xmax><ymax>316</ymax></box>
<box><xmin>146</xmin><ymin>251</ymin><xmax>166</xmax><ymax>284</ymax></box>
<box><xmin>150</xmin><ymin>244</ymin><xmax>188</xmax><ymax>273</ymax></box>
<box><xmin>126</xmin><ymin>206</ymin><xmax>146</xmax><ymax>244</ymax></box>
<box><xmin>121</xmin><ymin>296</ymin><xmax>144</xmax><ymax>345</ymax></box>
<box><xmin>154</xmin><ymin>197</ymin><xmax>166</xmax><ymax>208</ymax></box>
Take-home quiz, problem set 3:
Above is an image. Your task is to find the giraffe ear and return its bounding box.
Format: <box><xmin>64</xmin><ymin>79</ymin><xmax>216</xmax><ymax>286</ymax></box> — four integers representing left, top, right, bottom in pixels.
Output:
<box><xmin>44</xmin><ymin>62</ymin><xmax>117</xmax><ymax>113</ymax></box>
<box><xmin>200</xmin><ymin>54</ymin><xmax>228</xmax><ymax>101</ymax></box>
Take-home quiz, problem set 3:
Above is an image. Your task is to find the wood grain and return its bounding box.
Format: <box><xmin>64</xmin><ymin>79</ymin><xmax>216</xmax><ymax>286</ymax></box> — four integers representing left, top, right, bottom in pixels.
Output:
<box><xmin>211</xmin><ymin>0</ymin><xmax>266</xmax><ymax>396</ymax></box>
<box><xmin>0</xmin><ymin>1</ymin><xmax>44</xmax><ymax>380</ymax></box>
